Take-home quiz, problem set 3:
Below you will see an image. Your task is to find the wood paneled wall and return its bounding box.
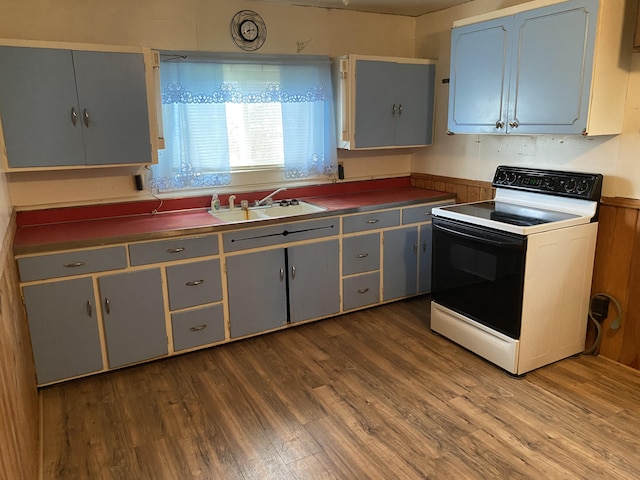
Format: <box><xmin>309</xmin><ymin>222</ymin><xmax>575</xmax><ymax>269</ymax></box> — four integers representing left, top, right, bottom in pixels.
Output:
<box><xmin>0</xmin><ymin>215</ymin><xmax>39</xmax><ymax>480</ymax></box>
<box><xmin>412</xmin><ymin>173</ymin><xmax>640</xmax><ymax>371</ymax></box>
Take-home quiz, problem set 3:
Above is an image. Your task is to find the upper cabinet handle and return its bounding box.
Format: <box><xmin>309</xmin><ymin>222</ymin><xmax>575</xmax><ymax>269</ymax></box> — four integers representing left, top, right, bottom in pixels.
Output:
<box><xmin>509</xmin><ymin>121</ymin><xmax>519</xmax><ymax>128</ymax></box>
<box><xmin>496</xmin><ymin>121</ymin><xmax>504</xmax><ymax>129</ymax></box>
<box><xmin>83</xmin><ymin>109</ymin><xmax>90</xmax><ymax>127</ymax></box>
<box><xmin>71</xmin><ymin>107</ymin><xmax>78</xmax><ymax>126</ymax></box>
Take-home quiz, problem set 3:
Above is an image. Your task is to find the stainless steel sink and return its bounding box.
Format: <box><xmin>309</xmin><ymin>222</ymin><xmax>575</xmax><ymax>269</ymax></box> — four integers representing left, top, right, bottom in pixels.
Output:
<box><xmin>210</xmin><ymin>200</ymin><xmax>327</xmax><ymax>223</ymax></box>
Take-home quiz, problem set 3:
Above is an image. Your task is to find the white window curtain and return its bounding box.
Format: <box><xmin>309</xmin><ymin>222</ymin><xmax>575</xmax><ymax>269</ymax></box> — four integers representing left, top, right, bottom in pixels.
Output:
<box><xmin>149</xmin><ymin>53</ymin><xmax>338</xmax><ymax>191</ymax></box>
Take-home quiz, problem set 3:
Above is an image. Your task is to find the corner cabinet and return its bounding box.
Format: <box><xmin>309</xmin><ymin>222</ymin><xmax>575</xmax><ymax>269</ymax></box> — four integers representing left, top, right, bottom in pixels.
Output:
<box><xmin>0</xmin><ymin>43</ymin><xmax>158</xmax><ymax>169</ymax></box>
<box><xmin>333</xmin><ymin>55</ymin><xmax>436</xmax><ymax>149</ymax></box>
<box><xmin>447</xmin><ymin>0</ymin><xmax>629</xmax><ymax>136</ymax></box>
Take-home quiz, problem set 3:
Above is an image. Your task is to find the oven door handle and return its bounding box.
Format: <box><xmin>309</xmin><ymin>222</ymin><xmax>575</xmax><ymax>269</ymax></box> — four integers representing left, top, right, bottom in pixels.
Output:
<box><xmin>435</xmin><ymin>224</ymin><xmax>525</xmax><ymax>248</ymax></box>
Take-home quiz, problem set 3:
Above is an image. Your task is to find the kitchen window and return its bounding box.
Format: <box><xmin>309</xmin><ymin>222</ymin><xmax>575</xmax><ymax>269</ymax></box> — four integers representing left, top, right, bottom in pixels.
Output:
<box><xmin>149</xmin><ymin>52</ymin><xmax>338</xmax><ymax>192</ymax></box>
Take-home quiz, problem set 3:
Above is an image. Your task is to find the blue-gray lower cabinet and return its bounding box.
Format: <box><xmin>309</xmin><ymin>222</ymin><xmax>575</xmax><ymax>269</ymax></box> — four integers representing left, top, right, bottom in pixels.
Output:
<box><xmin>98</xmin><ymin>268</ymin><xmax>168</xmax><ymax>368</ymax></box>
<box><xmin>383</xmin><ymin>227</ymin><xmax>419</xmax><ymax>301</ymax></box>
<box><xmin>227</xmin><ymin>239</ymin><xmax>340</xmax><ymax>338</ymax></box>
<box><xmin>23</xmin><ymin>277</ymin><xmax>103</xmax><ymax>385</ymax></box>
<box><xmin>288</xmin><ymin>239</ymin><xmax>340</xmax><ymax>324</ymax></box>
<box><xmin>227</xmin><ymin>248</ymin><xmax>288</xmax><ymax>339</ymax></box>
<box><xmin>383</xmin><ymin>224</ymin><xmax>433</xmax><ymax>301</ymax></box>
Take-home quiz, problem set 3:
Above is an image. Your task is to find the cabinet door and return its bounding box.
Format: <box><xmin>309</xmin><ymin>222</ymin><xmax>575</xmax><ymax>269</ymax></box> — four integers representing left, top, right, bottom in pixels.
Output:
<box><xmin>354</xmin><ymin>60</ymin><xmax>397</xmax><ymax>147</ymax></box>
<box><xmin>447</xmin><ymin>17</ymin><xmax>512</xmax><ymax>134</ymax></box>
<box><xmin>0</xmin><ymin>46</ymin><xmax>86</xmax><ymax>167</ymax></box>
<box><xmin>23</xmin><ymin>278</ymin><xmax>103</xmax><ymax>384</ymax></box>
<box><xmin>288</xmin><ymin>239</ymin><xmax>340</xmax><ymax>324</ymax></box>
<box><xmin>508</xmin><ymin>0</ymin><xmax>598</xmax><ymax>134</ymax></box>
<box><xmin>395</xmin><ymin>62</ymin><xmax>435</xmax><ymax>147</ymax></box>
<box><xmin>418</xmin><ymin>223</ymin><xmax>433</xmax><ymax>294</ymax></box>
<box><xmin>227</xmin><ymin>249</ymin><xmax>287</xmax><ymax>338</ymax></box>
<box><xmin>99</xmin><ymin>268</ymin><xmax>167</xmax><ymax>368</ymax></box>
<box><xmin>73</xmin><ymin>51</ymin><xmax>151</xmax><ymax>165</ymax></box>
<box><xmin>383</xmin><ymin>226</ymin><xmax>418</xmax><ymax>301</ymax></box>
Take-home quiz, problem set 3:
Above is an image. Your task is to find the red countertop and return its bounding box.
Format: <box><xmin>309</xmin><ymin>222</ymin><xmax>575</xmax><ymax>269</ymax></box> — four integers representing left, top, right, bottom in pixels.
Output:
<box><xmin>13</xmin><ymin>178</ymin><xmax>454</xmax><ymax>255</ymax></box>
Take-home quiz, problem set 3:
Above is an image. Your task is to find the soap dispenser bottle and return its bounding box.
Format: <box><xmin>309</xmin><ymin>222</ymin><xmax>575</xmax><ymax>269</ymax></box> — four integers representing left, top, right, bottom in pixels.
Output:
<box><xmin>211</xmin><ymin>193</ymin><xmax>220</xmax><ymax>212</ymax></box>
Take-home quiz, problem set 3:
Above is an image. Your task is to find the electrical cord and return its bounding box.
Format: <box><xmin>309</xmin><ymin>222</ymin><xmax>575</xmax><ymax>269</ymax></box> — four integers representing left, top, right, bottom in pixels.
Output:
<box><xmin>583</xmin><ymin>293</ymin><xmax>622</xmax><ymax>355</ymax></box>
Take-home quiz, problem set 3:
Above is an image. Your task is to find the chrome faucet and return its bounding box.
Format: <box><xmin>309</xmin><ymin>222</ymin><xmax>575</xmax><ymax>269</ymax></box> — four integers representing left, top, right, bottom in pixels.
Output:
<box><xmin>256</xmin><ymin>187</ymin><xmax>287</xmax><ymax>206</ymax></box>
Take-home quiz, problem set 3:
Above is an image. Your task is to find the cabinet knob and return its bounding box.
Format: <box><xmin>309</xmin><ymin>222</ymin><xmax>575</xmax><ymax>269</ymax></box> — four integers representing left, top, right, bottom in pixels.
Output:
<box><xmin>496</xmin><ymin>121</ymin><xmax>504</xmax><ymax>129</ymax></box>
<box><xmin>509</xmin><ymin>121</ymin><xmax>519</xmax><ymax>128</ymax></box>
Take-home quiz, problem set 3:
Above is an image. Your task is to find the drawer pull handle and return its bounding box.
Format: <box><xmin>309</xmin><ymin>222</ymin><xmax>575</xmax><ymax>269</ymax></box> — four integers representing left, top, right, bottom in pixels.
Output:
<box><xmin>189</xmin><ymin>324</ymin><xmax>208</xmax><ymax>332</ymax></box>
<box><xmin>366</xmin><ymin>219</ymin><xmax>379</xmax><ymax>224</ymax></box>
<box><xmin>86</xmin><ymin>300</ymin><xmax>92</xmax><ymax>317</ymax></box>
<box><xmin>186</xmin><ymin>279</ymin><xmax>204</xmax><ymax>287</ymax></box>
<box><xmin>357</xmin><ymin>253</ymin><xmax>369</xmax><ymax>258</ymax></box>
<box><xmin>357</xmin><ymin>288</ymin><xmax>369</xmax><ymax>294</ymax></box>
<box><xmin>104</xmin><ymin>297</ymin><xmax>111</xmax><ymax>315</ymax></box>
<box><xmin>64</xmin><ymin>261</ymin><xmax>85</xmax><ymax>268</ymax></box>
<box><xmin>166</xmin><ymin>247</ymin><xmax>185</xmax><ymax>253</ymax></box>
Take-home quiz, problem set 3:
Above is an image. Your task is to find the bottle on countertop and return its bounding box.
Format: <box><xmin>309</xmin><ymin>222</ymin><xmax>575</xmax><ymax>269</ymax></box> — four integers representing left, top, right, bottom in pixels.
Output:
<box><xmin>211</xmin><ymin>193</ymin><xmax>220</xmax><ymax>212</ymax></box>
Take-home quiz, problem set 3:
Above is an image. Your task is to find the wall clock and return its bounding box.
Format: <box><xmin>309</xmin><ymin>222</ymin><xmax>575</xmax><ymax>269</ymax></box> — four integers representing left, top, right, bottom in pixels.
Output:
<box><xmin>230</xmin><ymin>10</ymin><xmax>267</xmax><ymax>51</ymax></box>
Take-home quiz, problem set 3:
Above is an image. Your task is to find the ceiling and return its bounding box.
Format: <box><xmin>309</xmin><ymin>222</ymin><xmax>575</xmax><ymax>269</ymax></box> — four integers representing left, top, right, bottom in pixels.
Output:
<box><xmin>257</xmin><ymin>0</ymin><xmax>474</xmax><ymax>17</ymax></box>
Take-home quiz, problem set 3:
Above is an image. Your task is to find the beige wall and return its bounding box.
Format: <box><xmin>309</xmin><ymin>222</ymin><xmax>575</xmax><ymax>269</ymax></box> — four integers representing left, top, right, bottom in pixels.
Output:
<box><xmin>413</xmin><ymin>0</ymin><xmax>640</xmax><ymax>200</ymax></box>
<box><xmin>0</xmin><ymin>0</ymin><xmax>417</xmax><ymax>209</ymax></box>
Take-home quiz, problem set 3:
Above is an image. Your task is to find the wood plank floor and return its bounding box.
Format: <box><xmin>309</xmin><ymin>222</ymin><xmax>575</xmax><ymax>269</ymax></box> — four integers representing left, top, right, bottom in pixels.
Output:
<box><xmin>41</xmin><ymin>296</ymin><xmax>640</xmax><ymax>479</ymax></box>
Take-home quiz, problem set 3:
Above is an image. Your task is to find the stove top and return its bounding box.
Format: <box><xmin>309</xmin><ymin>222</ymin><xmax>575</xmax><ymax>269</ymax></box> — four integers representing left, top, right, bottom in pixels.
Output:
<box><xmin>432</xmin><ymin>166</ymin><xmax>603</xmax><ymax>235</ymax></box>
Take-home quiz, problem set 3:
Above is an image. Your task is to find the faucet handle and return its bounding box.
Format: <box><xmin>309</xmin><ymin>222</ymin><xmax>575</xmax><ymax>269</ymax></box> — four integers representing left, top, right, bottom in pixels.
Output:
<box><xmin>240</xmin><ymin>199</ymin><xmax>249</xmax><ymax>210</ymax></box>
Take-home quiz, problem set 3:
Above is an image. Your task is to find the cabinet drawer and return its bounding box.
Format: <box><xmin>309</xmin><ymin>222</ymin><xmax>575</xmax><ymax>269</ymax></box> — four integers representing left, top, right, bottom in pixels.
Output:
<box><xmin>129</xmin><ymin>235</ymin><xmax>218</xmax><ymax>266</ymax></box>
<box><xmin>166</xmin><ymin>259</ymin><xmax>222</xmax><ymax>311</ymax></box>
<box><xmin>402</xmin><ymin>201</ymin><xmax>454</xmax><ymax>225</ymax></box>
<box><xmin>18</xmin><ymin>246</ymin><xmax>127</xmax><ymax>282</ymax></box>
<box><xmin>342</xmin><ymin>233</ymin><xmax>380</xmax><ymax>275</ymax></box>
<box><xmin>342</xmin><ymin>209</ymin><xmax>400</xmax><ymax>233</ymax></box>
<box><xmin>171</xmin><ymin>304</ymin><xmax>225</xmax><ymax>352</ymax></box>
<box><xmin>343</xmin><ymin>272</ymin><xmax>380</xmax><ymax>311</ymax></box>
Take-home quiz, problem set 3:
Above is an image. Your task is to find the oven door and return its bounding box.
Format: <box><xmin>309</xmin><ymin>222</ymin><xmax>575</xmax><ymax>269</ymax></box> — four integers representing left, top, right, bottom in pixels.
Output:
<box><xmin>431</xmin><ymin>217</ymin><xmax>527</xmax><ymax>339</ymax></box>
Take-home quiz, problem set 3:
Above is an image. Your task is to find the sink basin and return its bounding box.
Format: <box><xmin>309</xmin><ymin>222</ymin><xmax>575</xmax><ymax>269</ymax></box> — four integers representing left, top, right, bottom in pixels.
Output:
<box><xmin>210</xmin><ymin>200</ymin><xmax>327</xmax><ymax>223</ymax></box>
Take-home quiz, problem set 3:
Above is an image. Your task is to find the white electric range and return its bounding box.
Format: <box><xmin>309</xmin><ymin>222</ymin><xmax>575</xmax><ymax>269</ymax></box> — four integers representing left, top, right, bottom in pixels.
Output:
<box><xmin>430</xmin><ymin>166</ymin><xmax>603</xmax><ymax>376</ymax></box>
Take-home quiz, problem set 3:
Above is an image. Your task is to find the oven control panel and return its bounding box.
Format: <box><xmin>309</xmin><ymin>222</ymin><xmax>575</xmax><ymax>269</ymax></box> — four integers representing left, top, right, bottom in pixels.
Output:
<box><xmin>492</xmin><ymin>166</ymin><xmax>602</xmax><ymax>201</ymax></box>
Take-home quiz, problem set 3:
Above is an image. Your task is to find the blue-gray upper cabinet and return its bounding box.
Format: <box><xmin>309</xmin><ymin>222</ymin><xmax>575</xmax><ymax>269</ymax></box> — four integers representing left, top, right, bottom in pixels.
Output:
<box><xmin>0</xmin><ymin>45</ymin><xmax>152</xmax><ymax>168</ymax></box>
<box><xmin>333</xmin><ymin>55</ymin><xmax>436</xmax><ymax>149</ymax></box>
<box><xmin>447</xmin><ymin>0</ymin><xmax>627</xmax><ymax>136</ymax></box>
